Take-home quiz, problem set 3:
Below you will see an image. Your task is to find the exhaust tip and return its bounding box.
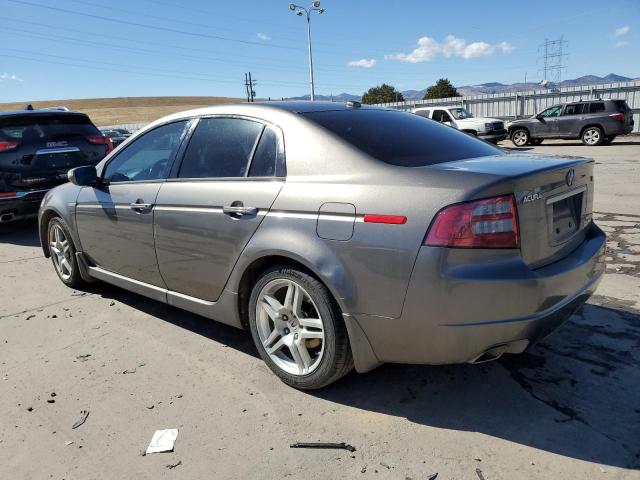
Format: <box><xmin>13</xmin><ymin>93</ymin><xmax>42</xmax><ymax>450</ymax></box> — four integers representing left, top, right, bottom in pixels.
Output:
<box><xmin>470</xmin><ymin>344</ymin><xmax>508</xmax><ymax>364</ymax></box>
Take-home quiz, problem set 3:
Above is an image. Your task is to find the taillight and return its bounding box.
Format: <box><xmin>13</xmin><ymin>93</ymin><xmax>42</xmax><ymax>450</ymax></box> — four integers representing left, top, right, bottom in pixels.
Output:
<box><xmin>425</xmin><ymin>195</ymin><xmax>519</xmax><ymax>248</ymax></box>
<box><xmin>87</xmin><ymin>135</ymin><xmax>113</xmax><ymax>153</ymax></box>
<box><xmin>609</xmin><ymin>113</ymin><xmax>625</xmax><ymax>122</ymax></box>
<box><xmin>0</xmin><ymin>141</ymin><xmax>20</xmax><ymax>153</ymax></box>
<box><xmin>0</xmin><ymin>192</ymin><xmax>17</xmax><ymax>197</ymax></box>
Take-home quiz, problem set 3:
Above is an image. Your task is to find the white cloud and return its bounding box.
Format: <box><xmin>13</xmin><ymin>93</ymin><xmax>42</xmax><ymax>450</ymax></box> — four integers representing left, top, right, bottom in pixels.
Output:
<box><xmin>0</xmin><ymin>73</ymin><xmax>23</xmax><ymax>82</ymax></box>
<box><xmin>385</xmin><ymin>35</ymin><xmax>514</xmax><ymax>63</ymax></box>
<box><xmin>256</xmin><ymin>32</ymin><xmax>270</xmax><ymax>41</ymax></box>
<box><xmin>348</xmin><ymin>58</ymin><xmax>377</xmax><ymax>68</ymax></box>
<box><xmin>614</xmin><ymin>25</ymin><xmax>630</xmax><ymax>37</ymax></box>
<box><xmin>615</xmin><ymin>40</ymin><xmax>629</xmax><ymax>48</ymax></box>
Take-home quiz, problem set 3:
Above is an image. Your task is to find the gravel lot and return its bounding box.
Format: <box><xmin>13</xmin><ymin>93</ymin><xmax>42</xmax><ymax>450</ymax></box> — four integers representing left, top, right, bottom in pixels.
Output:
<box><xmin>1</xmin><ymin>138</ymin><xmax>639</xmax><ymax>480</ymax></box>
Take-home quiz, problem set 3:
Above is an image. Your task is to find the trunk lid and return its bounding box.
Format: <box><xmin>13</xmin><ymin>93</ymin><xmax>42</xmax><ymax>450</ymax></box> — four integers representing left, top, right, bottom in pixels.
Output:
<box><xmin>432</xmin><ymin>154</ymin><xmax>594</xmax><ymax>268</ymax></box>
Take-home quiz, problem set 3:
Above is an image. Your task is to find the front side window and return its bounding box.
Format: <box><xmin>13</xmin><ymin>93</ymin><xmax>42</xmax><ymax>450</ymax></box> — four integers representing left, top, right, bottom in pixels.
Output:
<box><xmin>179</xmin><ymin>117</ymin><xmax>263</xmax><ymax>178</ymax></box>
<box><xmin>539</xmin><ymin>105</ymin><xmax>562</xmax><ymax>118</ymax></box>
<box><xmin>589</xmin><ymin>102</ymin><xmax>606</xmax><ymax>113</ymax></box>
<box><xmin>563</xmin><ymin>104</ymin><xmax>584</xmax><ymax>115</ymax></box>
<box><xmin>449</xmin><ymin>108</ymin><xmax>474</xmax><ymax>120</ymax></box>
<box><xmin>103</xmin><ymin>120</ymin><xmax>188</xmax><ymax>183</ymax></box>
<box><xmin>432</xmin><ymin>110</ymin><xmax>452</xmax><ymax>123</ymax></box>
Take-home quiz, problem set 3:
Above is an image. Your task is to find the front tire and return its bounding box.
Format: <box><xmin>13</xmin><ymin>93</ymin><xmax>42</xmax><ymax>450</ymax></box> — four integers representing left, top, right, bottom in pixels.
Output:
<box><xmin>248</xmin><ymin>265</ymin><xmax>353</xmax><ymax>389</ymax></box>
<box><xmin>511</xmin><ymin>128</ymin><xmax>529</xmax><ymax>147</ymax></box>
<box><xmin>582</xmin><ymin>126</ymin><xmax>604</xmax><ymax>146</ymax></box>
<box><xmin>47</xmin><ymin>217</ymin><xmax>84</xmax><ymax>288</ymax></box>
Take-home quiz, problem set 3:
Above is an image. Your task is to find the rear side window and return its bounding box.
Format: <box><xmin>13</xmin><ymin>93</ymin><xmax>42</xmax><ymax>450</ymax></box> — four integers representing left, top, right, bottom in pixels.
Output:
<box><xmin>248</xmin><ymin>126</ymin><xmax>279</xmax><ymax>177</ymax></box>
<box><xmin>563</xmin><ymin>104</ymin><xmax>585</xmax><ymax>115</ymax></box>
<box><xmin>589</xmin><ymin>102</ymin><xmax>605</xmax><ymax>113</ymax></box>
<box><xmin>304</xmin><ymin>109</ymin><xmax>500</xmax><ymax>167</ymax></box>
<box><xmin>0</xmin><ymin>114</ymin><xmax>100</xmax><ymax>142</ymax></box>
<box><xmin>414</xmin><ymin>109</ymin><xmax>430</xmax><ymax>118</ymax></box>
<box><xmin>432</xmin><ymin>110</ymin><xmax>452</xmax><ymax>122</ymax></box>
<box><xmin>179</xmin><ymin>117</ymin><xmax>263</xmax><ymax>178</ymax></box>
<box><xmin>613</xmin><ymin>100</ymin><xmax>630</xmax><ymax>112</ymax></box>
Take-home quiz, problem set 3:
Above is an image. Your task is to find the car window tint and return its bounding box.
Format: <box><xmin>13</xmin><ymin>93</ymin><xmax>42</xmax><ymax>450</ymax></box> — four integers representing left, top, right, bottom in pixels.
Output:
<box><xmin>414</xmin><ymin>110</ymin><xmax>430</xmax><ymax>118</ymax></box>
<box><xmin>0</xmin><ymin>114</ymin><xmax>99</xmax><ymax>142</ymax></box>
<box><xmin>589</xmin><ymin>102</ymin><xmax>605</xmax><ymax>113</ymax></box>
<box><xmin>249</xmin><ymin>126</ymin><xmax>278</xmax><ymax>177</ymax></box>
<box><xmin>103</xmin><ymin>120</ymin><xmax>188</xmax><ymax>183</ymax></box>
<box><xmin>563</xmin><ymin>104</ymin><xmax>584</xmax><ymax>115</ymax></box>
<box><xmin>304</xmin><ymin>109</ymin><xmax>500</xmax><ymax>167</ymax></box>
<box><xmin>179</xmin><ymin>118</ymin><xmax>263</xmax><ymax>178</ymax></box>
<box><xmin>432</xmin><ymin>110</ymin><xmax>450</xmax><ymax>122</ymax></box>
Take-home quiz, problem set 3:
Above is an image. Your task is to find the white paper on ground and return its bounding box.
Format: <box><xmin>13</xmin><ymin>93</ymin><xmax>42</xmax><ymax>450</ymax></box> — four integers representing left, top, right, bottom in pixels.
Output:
<box><xmin>146</xmin><ymin>429</ymin><xmax>178</xmax><ymax>454</ymax></box>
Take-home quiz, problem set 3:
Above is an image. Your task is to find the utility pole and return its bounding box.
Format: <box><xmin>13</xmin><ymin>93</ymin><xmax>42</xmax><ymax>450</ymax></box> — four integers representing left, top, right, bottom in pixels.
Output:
<box><xmin>244</xmin><ymin>72</ymin><xmax>257</xmax><ymax>102</ymax></box>
<box><xmin>289</xmin><ymin>2</ymin><xmax>326</xmax><ymax>101</ymax></box>
<box><xmin>538</xmin><ymin>36</ymin><xmax>568</xmax><ymax>86</ymax></box>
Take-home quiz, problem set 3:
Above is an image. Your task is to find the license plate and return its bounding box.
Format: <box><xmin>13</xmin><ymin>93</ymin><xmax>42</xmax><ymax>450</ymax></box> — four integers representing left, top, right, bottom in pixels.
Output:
<box><xmin>551</xmin><ymin>191</ymin><xmax>583</xmax><ymax>242</ymax></box>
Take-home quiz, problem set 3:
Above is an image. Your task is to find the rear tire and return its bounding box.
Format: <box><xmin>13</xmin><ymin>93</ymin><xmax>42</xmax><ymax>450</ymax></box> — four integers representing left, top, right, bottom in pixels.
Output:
<box><xmin>248</xmin><ymin>265</ymin><xmax>353</xmax><ymax>390</ymax></box>
<box><xmin>602</xmin><ymin>135</ymin><xmax>616</xmax><ymax>145</ymax></box>
<box><xmin>581</xmin><ymin>126</ymin><xmax>604</xmax><ymax>146</ymax></box>
<box><xmin>47</xmin><ymin>217</ymin><xmax>84</xmax><ymax>288</ymax></box>
<box><xmin>511</xmin><ymin>128</ymin><xmax>529</xmax><ymax>147</ymax></box>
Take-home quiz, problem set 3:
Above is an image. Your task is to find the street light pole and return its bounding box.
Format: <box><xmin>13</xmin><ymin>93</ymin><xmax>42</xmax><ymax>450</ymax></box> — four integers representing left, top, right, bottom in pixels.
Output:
<box><xmin>289</xmin><ymin>2</ymin><xmax>325</xmax><ymax>101</ymax></box>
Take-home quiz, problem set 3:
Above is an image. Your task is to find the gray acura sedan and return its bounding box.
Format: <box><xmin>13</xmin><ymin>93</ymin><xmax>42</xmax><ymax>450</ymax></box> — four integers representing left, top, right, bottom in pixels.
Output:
<box><xmin>39</xmin><ymin>102</ymin><xmax>606</xmax><ymax>389</ymax></box>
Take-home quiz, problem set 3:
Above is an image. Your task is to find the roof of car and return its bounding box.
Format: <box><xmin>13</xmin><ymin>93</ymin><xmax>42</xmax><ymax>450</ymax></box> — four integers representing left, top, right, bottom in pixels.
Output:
<box><xmin>241</xmin><ymin>101</ymin><xmax>381</xmax><ymax>113</ymax></box>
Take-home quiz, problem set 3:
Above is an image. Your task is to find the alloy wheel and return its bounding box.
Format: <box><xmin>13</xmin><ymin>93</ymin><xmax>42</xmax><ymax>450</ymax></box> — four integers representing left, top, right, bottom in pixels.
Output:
<box><xmin>255</xmin><ymin>279</ymin><xmax>325</xmax><ymax>376</ymax></box>
<box><xmin>583</xmin><ymin>128</ymin><xmax>600</xmax><ymax>145</ymax></box>
<box><xmin>49</xmin><ymin>224</ymin><xmax>74</xmax><ymax>281</ymax></box>
<box><xmin>512</xmin><ymin>130</ymin><xmax>528</xmax><ymax>146</ymax></box>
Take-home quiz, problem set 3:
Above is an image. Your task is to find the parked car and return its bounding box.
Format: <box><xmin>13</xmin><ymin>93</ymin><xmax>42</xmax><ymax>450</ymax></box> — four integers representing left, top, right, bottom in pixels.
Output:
<box><xmin>412</xmin><ymin>106</ymin><xmax>508</xmax><ymax>143</ymax></box>
<box><xmin>101</xmin><ymin>129</ymin><xmax>128</xmax><ymax>148</ymax></box>
<box><xmin>111</xmin><ymin>128</ymin><xmax>132</xmax><ymax>138</ymax></box>
<box><xmin>508</xmin><ymin>99</ymin><xmax>634</xmax><ymax>146</ymax></box>
<box><xmin>0</xmin><ymin>108</ymin><xmax>112</xmax><ymax>223</ymax></box>
<box><xmin>39</xmin><ymin>102</ymin><xmax>605</xmax><ymax>389</ymax></box>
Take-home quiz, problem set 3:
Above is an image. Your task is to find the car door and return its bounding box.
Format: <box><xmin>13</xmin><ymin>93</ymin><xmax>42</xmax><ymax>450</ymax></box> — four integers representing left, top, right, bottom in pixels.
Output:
<box><xmin>556</xmin><ymin>103</ymin><xmax>585</xmax><ymax>138</ymax></box>
<box><xmin>532</xmin><ymin>105</ymin><xmax>563</xmax><ymax>137</ymax></box>
<box><xmin>154</xmin><ymin>116</ymin><xmax>285</xmax><ymax>301</ymax></box>
<box><xmin>75</xmin><ymin>120</ymin><xmax>190</xmax><ymax>287</ymax></box>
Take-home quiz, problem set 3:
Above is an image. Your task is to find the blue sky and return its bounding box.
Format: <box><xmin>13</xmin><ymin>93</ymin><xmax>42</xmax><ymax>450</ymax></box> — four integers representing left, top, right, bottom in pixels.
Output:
<box><xmin>0</xmin><ymin>0</ymin><xmax>638</xmax><ymax>102</ymax></box>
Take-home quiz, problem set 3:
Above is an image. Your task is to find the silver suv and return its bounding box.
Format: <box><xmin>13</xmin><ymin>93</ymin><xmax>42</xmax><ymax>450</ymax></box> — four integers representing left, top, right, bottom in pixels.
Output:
<box><xmin>508</xmin><ymin>99</ymin><xmax>634</xmax><ymax>146</ymax></box>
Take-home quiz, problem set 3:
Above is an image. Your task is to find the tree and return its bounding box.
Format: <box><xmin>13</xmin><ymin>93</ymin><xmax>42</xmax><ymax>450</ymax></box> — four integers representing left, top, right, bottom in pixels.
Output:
<box><xmin>361</xmin><ymin>83</ymin><xmax>404</xmax><ymax>104</ymax></box>
<box><xmin>423</xmin><ymin>78</ymin><xmax>461</xmax><ymax>99</ymax></box>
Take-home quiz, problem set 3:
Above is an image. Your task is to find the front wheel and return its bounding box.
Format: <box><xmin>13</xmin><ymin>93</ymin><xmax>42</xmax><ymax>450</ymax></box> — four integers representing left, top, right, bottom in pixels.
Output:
<box><xmin>511</xmin><ymin>128</ymin><xmax>529</xmax><ymax>147</ymax></box>
<box><xmin>582</xmin><ymin>126</ymin><xmax>604</xmax><ymax>146</ymax></box>
<box><xmin>248</xmin><ymin>266</ymin><xmax>353</xmax><ymax>389</ymax></box>
<box><xmin>47</xmin><ymin>217</ymin><xmax>84</xmax><ymax>288</ymax></box>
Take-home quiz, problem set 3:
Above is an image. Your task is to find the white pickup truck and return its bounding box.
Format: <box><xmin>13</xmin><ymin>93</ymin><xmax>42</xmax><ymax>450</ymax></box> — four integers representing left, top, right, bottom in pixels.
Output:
<box><xmin>412</xmin><ymin>106</ymin><xmax>508</xmax><ymax>144</ymax></box>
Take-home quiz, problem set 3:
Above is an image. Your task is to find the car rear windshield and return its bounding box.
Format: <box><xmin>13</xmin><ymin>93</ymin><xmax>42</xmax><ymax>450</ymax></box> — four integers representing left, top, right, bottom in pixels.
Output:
<box><xmin>303</xmin><ymin>109</ymin><xmax>500</xmax><ymax>167</ymax></box>
<box><xmin>0</xmin><ymin>114</ymin><xmax>100</xmax><ymax>142</ymax></box>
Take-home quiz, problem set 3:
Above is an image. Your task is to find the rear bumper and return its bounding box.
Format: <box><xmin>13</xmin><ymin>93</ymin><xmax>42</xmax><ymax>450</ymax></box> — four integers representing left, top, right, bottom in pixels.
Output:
<box><xmin>354</xmin><ymin>222</ymin><xmax>606</xmax><ymax>365</ymax></box>
<box><xmin>0</xmin><ymin>189</ymin><xmax>48</xmax><ymax>222</ymax></box>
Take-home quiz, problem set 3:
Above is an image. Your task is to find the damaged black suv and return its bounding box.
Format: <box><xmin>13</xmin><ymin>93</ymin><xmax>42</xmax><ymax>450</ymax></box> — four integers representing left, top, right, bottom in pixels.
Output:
<box><xmin>0</xmin><ymin>107</ymin><xmax>112</xmax><ymax>223</ymax></box>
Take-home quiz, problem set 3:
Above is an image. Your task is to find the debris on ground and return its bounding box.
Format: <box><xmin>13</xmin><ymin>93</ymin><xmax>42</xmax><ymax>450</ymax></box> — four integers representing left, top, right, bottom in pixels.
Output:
<box><xmin>109</xmin><ymin>301</ymin><xmax>115</xmax><ymax>306</ymax></box>
<box><xmin>165</xmin><ymin>460</ymin><xmax>182</xmax><ymax>469</ymax></box>
<box><xmin>427</xmin><ymin>473</ymin><xmax>438</xmax><ymax>480</ymax></box>
<box><xmin>27</xmin><ymin>406</ymin><xmax>33</xmax><ymax>412</ymax></box>
<box><xmin>380</xmin><ymin>462</ymin><xmax>391</xmax><ymax>469</ymax></box>
<box><xmin>146</xmin><ymin>429</ymin><xmax>178</xmax><ymax>454</ymax></box>
<box><xmin>146</xmin><ymin>405</ymin><xmax>154</xmax><ymax>410</ymax></box>
<box><xmin>65</xmin><ymin>441</ymin><xmax>74</xmax><ymax>446</ymax></box>
<box><xmin>290</xmin><ymin>442</ymin><xmax>356</xmax><ymax>452</ymax></box>
<box><xmin>76</xmin><ymin>354</ymin><xmax>91</xmax><ymax>362</ymax></box>
<box><xmin>25</xmin><ymin>314</ymin><xmax>35</xmax><ymax>321</ymax></box>
<box><xmin>360</xmin><ymin>465</ymin><xmax>367</xmax><ymax>474</ymax></box>
<box><xmin>475</xmin><ymin>468</ymin><xmax>486</xmax><ymax>480</ymax></box>
<box><xmin>50</xmin><ymin>392</ymin><xmax>56</xmax><ymax>397</ymax></box>
<box><xmin>71</xmin><ymin>410</ymin><xmax>90</xmax><ymax>429</ymax></box>
<box><xmin>47</xmin><ymin>399</ymin><xmax>55</xmax><ymax>404</ymax></box>
<box><xmin>122</xmin><ymin>368</ymin><xmax>136</xmax><ymax>374</ymax></box>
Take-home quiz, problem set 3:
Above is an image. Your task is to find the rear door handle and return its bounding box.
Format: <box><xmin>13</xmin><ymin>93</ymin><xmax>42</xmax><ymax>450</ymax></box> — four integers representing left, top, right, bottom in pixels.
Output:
<box><xmin>222</xmin><ymin>205</ymin><xmax>258</xmax><ymax>217</ymax></box>
<box><xmin>129</xmin><ymin>201</ymin><xmax>154</xmax><ymax>213</ymax></box>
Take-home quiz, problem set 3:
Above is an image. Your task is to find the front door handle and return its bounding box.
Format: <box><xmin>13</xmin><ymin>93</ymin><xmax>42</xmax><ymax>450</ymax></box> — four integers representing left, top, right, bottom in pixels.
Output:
<box><xmin>222</xmin><ymin>205</ymin><xmax>258</xmax><ymax>217</ymax></box>
<box><xmin>129</xmin><ymin>200</ymin><xmax>154</xmax><ymax>213</ymax></box>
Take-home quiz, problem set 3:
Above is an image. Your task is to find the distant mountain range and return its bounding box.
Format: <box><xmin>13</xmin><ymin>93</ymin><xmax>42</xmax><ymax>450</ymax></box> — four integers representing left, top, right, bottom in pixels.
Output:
<box><xmin>287</xmin><ymin>73</ymin><xmax>637</xmax><ymax>102</ymax></box>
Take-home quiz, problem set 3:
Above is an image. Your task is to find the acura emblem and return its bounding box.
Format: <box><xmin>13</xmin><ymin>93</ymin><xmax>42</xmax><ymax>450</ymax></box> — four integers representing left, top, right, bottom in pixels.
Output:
<box><xmin>566</xmin><ymin>168</ymin><xmax>574</xmax><ymax>187</ymax></box>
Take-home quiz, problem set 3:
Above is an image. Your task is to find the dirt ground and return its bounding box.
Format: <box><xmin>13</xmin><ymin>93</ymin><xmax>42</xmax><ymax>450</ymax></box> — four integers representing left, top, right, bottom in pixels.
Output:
<box><xmin>0</xmin><ymin>139</ymin><xmax>639</xmax><ymax>479</ymax></box>
<box><xmin>0</xmin><ymin>96</ymin><xmax>242</xmax><ymax>125</ymax></box>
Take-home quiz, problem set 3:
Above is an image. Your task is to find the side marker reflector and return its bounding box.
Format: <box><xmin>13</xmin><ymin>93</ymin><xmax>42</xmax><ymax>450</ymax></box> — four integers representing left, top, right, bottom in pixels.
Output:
<box><xmin>363</xmin><ymin>214</ymin><xmax>407</xmax><ymax>225</ymax></box>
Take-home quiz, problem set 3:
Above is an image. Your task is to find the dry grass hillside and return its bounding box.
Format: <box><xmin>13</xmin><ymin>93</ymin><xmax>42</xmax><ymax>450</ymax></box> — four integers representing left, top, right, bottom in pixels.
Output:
<box><xmin>0</xmin><ymin>96</ymin><xmax>243</xmax><ymax>126</ymax></box>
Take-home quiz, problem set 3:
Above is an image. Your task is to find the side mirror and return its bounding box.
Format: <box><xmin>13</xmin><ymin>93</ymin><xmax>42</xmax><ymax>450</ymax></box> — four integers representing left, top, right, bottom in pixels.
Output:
<box><xmin>68</xmin><ymin>165</ymin><xmax>98</xmax><ymax>186</ymax></box>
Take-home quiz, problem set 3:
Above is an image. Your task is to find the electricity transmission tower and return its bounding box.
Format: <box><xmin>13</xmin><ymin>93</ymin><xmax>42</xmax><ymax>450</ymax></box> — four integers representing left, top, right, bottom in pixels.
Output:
<box><xmin>538</xmin><ymin>36</ymin><xmax>568</xmax><ymax>86</ymax></box>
